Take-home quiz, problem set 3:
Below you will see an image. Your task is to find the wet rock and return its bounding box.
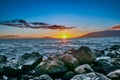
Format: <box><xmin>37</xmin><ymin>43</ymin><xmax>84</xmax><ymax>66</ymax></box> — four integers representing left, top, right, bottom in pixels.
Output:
<box><xmin>63</xmin><ymin>71</ymin><xmax>75</xmax><ymax>80</ymax></box>
<box><xmin>112</xmin><ymin>58</ymin><xmax>120</xmax><ymax>65</ymax></box>
<box><xmin>107</xmin><ymin>69</ymin><xmax>120</xmax><ymax>80</ymax></box>
<box><xmin>64</xmin><ymin>48</ymin><xmax>75</xmax><ymax>54</ymax></box>
<box><xmin>0</xmin><ymin>55</ymin><xmax>7</xmax><ymax>78</ymax></box>
<box><xmin>106</xmin><ymin>51</ymin><xmax>120</xmax><ymax>58</ymax></box>
<box><xmin>96</xmin><ymin>57</ymin><xmax>112</xmax><ymax>62</ymax></box>
<box><xmin>58</xmin><ymin>54</ymin><xmax>80</xmax><ymax>70</ymax></box>
<box><xmin>71</xmin><ymin>72</ymin><xmax>111</xmax><ymax>80</ymax></box>
<box><xmin>18</xmin><ymin>52</ymin><xmax>43</xmax><ymax>71</ymax></box>
<box><xmin>110</xmin><ymin>45</ymin><xmax>120</xmax><ymax>50</ymax></box>
<box><xmin>75</xmin><ymin>64</ymin><xmax>94</xmax><ymax>74</ymax></box>
<box><xmin>2</xmin><ymin>52</ymin><xmax>42</xmax><ymax>77</ymax></box>
<box><xmin>0</xmin><ymin>55</ymin><xmax>7</xmax><ymax>63</ymax></box>
<box><xmin>21</xmin><ymin>75</ymin><xmax>33</xmax><ymax>80</ymax></box>
<box><xmin>31</xmin><ymin>74</ymin><xmax>53</xmax><ymax>80</ymax></box>
<box><xmin>0</xmin><ymin>63</ymin><xmax>5</xmax><ymax>77</ymax></box>
<box><xmin>93</xmin><ymin>60</ymin><xmax>120</xmax><ymax>74</ymax></box>
<box><xmin>72</xmin><ymin>46</ymin><xmax>94</xmax><ymax>64</ymax></box>
<box><xmin>35</xmin><ymin>58</ymin><xmax>67</xmax><ymax>76</ymax></box>
<box><xmin>3</xmin><ymin>66</ymin><xmax>23</xmax><ymax>77</ymax></box>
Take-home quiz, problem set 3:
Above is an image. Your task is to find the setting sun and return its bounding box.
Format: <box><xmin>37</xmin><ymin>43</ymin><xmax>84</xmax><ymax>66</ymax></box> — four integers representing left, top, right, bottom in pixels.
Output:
<box><xmin>63</xmin><ymin>35</ymin><xmax>66</xmax><ymax>39</ymax></box>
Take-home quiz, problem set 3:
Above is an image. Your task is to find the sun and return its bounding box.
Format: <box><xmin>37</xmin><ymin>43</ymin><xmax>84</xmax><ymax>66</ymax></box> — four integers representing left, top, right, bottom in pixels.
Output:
<box><xmin>63</xmin><ymin>35</ymin><xmax>67</xmax><ymax>39</ymax></box>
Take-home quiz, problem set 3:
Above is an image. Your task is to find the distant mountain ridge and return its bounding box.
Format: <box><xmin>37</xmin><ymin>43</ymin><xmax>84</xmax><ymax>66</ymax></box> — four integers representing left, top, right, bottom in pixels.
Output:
<box><xmin>80</xmin><ymin>30</ymin><xmax>120</xmax><ymax>38</ymax></box>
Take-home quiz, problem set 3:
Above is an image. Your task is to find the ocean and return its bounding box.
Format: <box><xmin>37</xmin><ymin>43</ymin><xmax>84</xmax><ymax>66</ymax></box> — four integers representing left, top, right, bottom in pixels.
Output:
<box><xmin>0</xmin><ymin>37</ymin><xmax>120</xmax><ymax>59</ymax></box>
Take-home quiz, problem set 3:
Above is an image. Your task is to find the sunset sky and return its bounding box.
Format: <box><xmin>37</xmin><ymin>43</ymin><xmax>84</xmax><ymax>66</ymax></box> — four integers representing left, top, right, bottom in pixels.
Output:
<box><xmin>0</xmin><ymin>0</ymin><xmax>120</xmax><ymax>38</ymax></box>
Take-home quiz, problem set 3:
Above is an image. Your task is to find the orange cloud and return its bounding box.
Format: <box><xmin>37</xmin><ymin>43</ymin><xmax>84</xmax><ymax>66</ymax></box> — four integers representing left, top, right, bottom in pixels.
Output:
<box><xmin>111</xmin><ymin>25</ymin><xmax>120</xmax><ymax>30</ymax></box>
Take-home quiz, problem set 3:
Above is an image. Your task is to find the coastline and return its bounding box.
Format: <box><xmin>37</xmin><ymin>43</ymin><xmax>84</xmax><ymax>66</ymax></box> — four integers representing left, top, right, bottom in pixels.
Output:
<box><xmin>0</xmin><ymin>45</ymin><xmax>120</xmax><ymax>80</ymax></box>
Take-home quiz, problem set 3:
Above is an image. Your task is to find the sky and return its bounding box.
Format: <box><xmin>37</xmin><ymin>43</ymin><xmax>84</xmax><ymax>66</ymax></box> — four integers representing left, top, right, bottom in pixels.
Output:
<box><xmin>0</xmin><ymin>0</ymin><xmax>120</xmax><ymax>38</ymax></box>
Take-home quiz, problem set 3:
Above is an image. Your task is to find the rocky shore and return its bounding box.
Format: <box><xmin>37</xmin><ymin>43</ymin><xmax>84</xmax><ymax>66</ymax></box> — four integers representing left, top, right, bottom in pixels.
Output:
<box><xmin>0</xmin><ymin>45</ymin><xmax>120</xmax><ymax>80</ymax></box>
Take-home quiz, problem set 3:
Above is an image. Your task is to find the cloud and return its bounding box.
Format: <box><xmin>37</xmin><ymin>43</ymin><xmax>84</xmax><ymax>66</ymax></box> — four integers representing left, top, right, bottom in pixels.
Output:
<box><xmin>111</xmin><ymin>25</ymin><xmax>120</xmax><ymax>30</ymax></box>
<box><xmin>0</xmin><ymin>19</ymin><xmax>75</xmax><ymax>30</ymax></box>
<box><xmin>0</xmin><ymin>35</ymin><xmax>19</xmax><ymax>38</ymax></box>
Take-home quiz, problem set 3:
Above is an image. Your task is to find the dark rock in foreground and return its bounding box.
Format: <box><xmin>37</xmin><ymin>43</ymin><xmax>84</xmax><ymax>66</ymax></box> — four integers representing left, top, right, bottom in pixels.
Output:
<box><xmin>94</xmin><ymin>59</ymin><xmax>120</xmax><ymax>74</ymax></box>
<box><xmin>58</xmin><ymin>54</ymin><xmax>80</xmax><ymax>70</ymax></box>
<box><xmin>18</xmin><ymin>52</ymin><xmax>43</xmax><ymax>71</ymax></box>
<box><xmin>35</xmin><ymin>58</ymin><xmax>68</xmax><ymax>77</ymax></box>
<box><xmin>72</xmin><ymin>46</ymin><xmax>94</xmax><ymax>64</ymax></box>
<box><xmin>2</xmin><ymin>52</ymin><xmax>42</xmax><ymax>77</ymax></box>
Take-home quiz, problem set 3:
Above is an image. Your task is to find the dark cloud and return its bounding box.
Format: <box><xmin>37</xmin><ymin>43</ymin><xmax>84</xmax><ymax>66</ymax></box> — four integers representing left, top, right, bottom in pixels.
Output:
<box><xmin>111</xmin><ymin>25</ymin><xmax>120</xmax><ymax>30</ymax></box>
<box><xmin>0</xmin><ymin>19</ymin><xmax>75</xmax><ymax>30</ymax></box>
<box><xmin>0</xmin><ymin>35</ymin><xmax>19</xmax><ymax>38</ymax></box>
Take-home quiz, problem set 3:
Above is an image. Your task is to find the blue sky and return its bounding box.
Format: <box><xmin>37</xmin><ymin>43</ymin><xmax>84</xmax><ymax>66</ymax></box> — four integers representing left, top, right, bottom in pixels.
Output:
<box><xmin>0</xmin><ymin>0</ymin><xmax>120</xmax><ymax>38</ymax></box>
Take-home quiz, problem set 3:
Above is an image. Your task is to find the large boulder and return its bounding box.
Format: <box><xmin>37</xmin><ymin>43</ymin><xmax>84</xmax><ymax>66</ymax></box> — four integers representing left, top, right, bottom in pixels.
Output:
<box><xmin>72</xmin><ymin>46</ymin><xmax>94</xmax><ymax>64</ymax></box>
<box><xmin>18</xmin><ymin>52</ymin><xmax>43</xmax><ymax>71</ymax></box>
<box><xmin>71</xmin><ymin>72</ymin><xmax>111</xmax><ymax>80</ymax></box>
<box><xmin>107</xmin><ymin>69</ymin><xmax>120</xmax><ymax>80</ymax></box>
<box><xmin>35</xmin><ymin>58</ymin><xmax>67</xmax><ymax>76</ymax></box>
<box><xmin>58</xmin><ymin>54</ymin><xmax>80</xmax><ymax>70</ymax></box>
<box><xmin>93</xmin><ymin>60</ymin><xmax>120</xmax><ymax>74</ymax></box>
<box><xmin>3</xmin><ymin>66</ymin><xmax>23</xmax><ymax>77</ymax></box>
<box><xmin>75</xmin><ymin>64</ymin><xmax>94</xmax><ymax>74</ymax></box>
<box><xmin>31</xmin><ymin>74</ymin><xmax>53</xmax><ymax>80</ymax></box>
<box><xmin>3</xmin><ymin>52</ymin><xmax>42</xmax><ymax>77</ymax></box>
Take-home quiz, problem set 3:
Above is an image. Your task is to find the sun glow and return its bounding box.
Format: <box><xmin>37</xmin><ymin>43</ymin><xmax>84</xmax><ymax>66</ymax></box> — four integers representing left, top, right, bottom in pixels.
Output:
<box><xmin>63</xmin><ymin>35</ymin><xmax>66</xmax><ymax>39</ymax></box>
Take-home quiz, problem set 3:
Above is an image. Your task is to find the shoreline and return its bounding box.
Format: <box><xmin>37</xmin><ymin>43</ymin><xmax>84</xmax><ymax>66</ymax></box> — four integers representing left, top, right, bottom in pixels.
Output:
<box><xmin>0</xmin><ymin>45</ymin><xmax>120</xmax><ymax>80</ymax></box>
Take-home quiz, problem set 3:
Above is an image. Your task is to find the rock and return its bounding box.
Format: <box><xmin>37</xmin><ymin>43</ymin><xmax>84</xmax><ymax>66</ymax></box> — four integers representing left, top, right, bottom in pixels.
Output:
<box><xmin>63</xmin><ymin>71</ymin><xmax>75</xmax><ymax>80</ymax></box>
<box><xmin>21</xmin><ymin>75</ymin><xmax>33</xmax><ymax>80</ymax></box>
<box><xmin>71</xmin><ymin>72</ymin><xmax>111</xmax><ymax>80</ymax></box>
<box><xmin>107</xmin><ymin>69</ymin><xmax>120</xmax><ymax>80</ymax></box>
<box><xmin>18</xmin><ymin>52</ymin><xmax>43</xmax><ymax>71</ymax></box>
<box><xmin>3</xmin><ymin>66</ymin><xmax>23</xmax><ymax>77</ymax></box>
<box><xmin>64</xmin><ymin>48</ymin><xmax>75</xmax><ymax>54</ymax></box>
<box><xmin>35</xmin><ymin>58</ymin><xmax>67</xmax><ymax>76</ymax></box>
<box><xmin>0</xmin><ymin>63</ymin><xmax>5</xmax><ymax>77</ymax></box>
<box><xmin>110</xmin><ymin>45</ymin><xmax>120</xmax><ymax>50</ymax></box>
<box><xmin>31</xmin><ymin>74</ymin><xmax>53</xmax><ymax>80</ymax></box>
<box><xmin>2</xmin><ymin>52</ymin><xmax>42</xmax><ymax>77</ymax></box>
<box><xmin>72</xmin><ymin>46</ymin><xmax>94</xmax><ymax>64</ymax></box>
<box><xmin>93</xmin><ymin>60</ymin><xmax>120</xmax><ymax>74</ymax></box>
<box><xmin>106</xmin><ymin>51</ymin><xmax>120</xmax><ymax>58</ymax></box>
<box><xmin>0</xmin><ymin>55</ymin><xmax>7</xmax><ymax>63</ymax></box>
<box><xmin>96</xmin><ymin>57</ymin><xmax>112</xmax><ymax>62</ymax></box>
<box><xmin>75</xmin><ymin>64</ymin><xmax>94</xmax><ymax>74</ymax></box>
<box><xmin>112</xmin><ymin>58</ymin><xmax>120</xmax><ymax>65</ymax></box>
<box><xmin>58</xmin><ymin>54</ymin><xmax>80</xmax><ymax>70</ymax></box>
<box><xmin>0</xmin><ymin>55</ymin><xmax>7</xmax><ymax>78</ymax></box>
